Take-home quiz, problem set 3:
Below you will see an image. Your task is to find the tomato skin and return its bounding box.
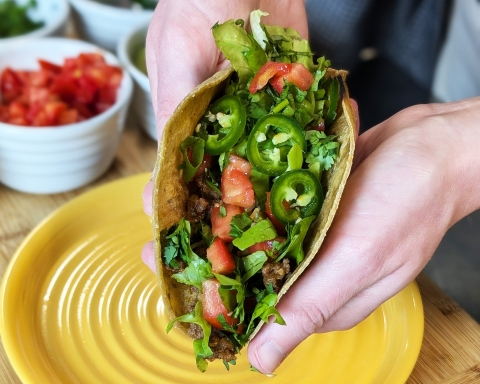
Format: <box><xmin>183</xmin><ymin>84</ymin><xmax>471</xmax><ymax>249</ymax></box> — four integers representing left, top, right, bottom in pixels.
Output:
<box><xmin>249</xmin><ymin>237</ymin><xmax>286</xmax><ymax>257</ymax></box>
<box><xmin>202</xmin><ymin>279</ymin><xmax>238</xmax><ymax>330</ymax></box>
<box><xmin>249</xmin><ymin>61</ymin><xmax>314</xmax><ymax>94</ymax></box>
<box><xmin>249</xmin><ymin>62</ymin><xmax>289</xmax><ymax>94</ymax></box>
<box><xmin>211</xmin><ymin>204</ymin><xmax>243</xmax><ymax>242</ymax></box>
<box><xmin>221</xmin><ymin>154</ymin><xmax>255</xmax><ymax>208</ymax></box>
<box><xmin>265</xmin><ymin>192</ymin><xmax>287</xmax><ymax>235</ymax></box>
<box><xmin>207</xmin><ymin>237</ymin><xmax>236</xmax><ymax>275</ymax></box>
<box><xmin>284</xmin><ymin>63</ymin><xmax>314</xmax><ymax>91</ymax></box>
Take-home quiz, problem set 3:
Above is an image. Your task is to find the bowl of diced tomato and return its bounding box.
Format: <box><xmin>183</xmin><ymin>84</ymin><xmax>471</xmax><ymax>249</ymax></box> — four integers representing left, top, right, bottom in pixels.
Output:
<box><xmin>0</xmin><ymin>37</ymin><xmax>133</xmax><ymax>194</ymax></box>
<box><xmin>117</xmin><ymin>22</ymin><xmax>157</xmax><ymax>140</ymax></box>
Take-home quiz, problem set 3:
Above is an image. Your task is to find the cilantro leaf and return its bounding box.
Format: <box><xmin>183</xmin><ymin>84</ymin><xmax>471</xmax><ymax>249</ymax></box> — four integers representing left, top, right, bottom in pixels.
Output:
<box><xmin>161</xmin><ymin>218</ymin><xmax>195</xmax><ymax>269</ymax></box>
<box><xmin>172</xmin><ymin>253</ymin><xmax>213</xmax><ymax>289</ymax></box>
<box><xmin>275</xmin><ymin>216</ymin><xmax>316</xmax><ymax>264</ymax></box>
<box><xmin>166</xmin><ymin>301</ymin><xmax>213</xmax><ymax>372</ymax></box>
<box><xmin>246</xmin><ymin>293</ymin><xmax>285</xmax><ymax>335</ymax></box>
<box><xmin>305</xmin><ymin>130</ymin><xmax>339</xmax><ymax>179</ymax></box>
<box><xmin>229</xmin><ymin>213</ymin><xmax>253</xmax><ymax>239</ymax></box>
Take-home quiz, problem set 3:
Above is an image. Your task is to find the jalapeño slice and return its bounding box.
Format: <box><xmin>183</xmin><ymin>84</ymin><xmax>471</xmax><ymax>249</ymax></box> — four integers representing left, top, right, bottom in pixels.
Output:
<box><xmin>204</xmin><ymin>95</ymin><xmax>246</xmax><ymax>155</ymax></box>
<box><xmin>270</xmin><ymin>169</ymin><xmax>323</xmax><ymax>225</ymax></box>
<box><xmin>246</xmin><ymin>114</ymin><xmax>306</xmax><ymax>176</ymax></box>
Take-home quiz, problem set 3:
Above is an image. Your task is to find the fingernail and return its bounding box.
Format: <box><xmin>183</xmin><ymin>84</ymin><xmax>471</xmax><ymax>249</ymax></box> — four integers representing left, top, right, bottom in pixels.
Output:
<box><xmin>254</xmin><ymin>341</ymin><xmax>285</xmax><ymax>374</ymax></box>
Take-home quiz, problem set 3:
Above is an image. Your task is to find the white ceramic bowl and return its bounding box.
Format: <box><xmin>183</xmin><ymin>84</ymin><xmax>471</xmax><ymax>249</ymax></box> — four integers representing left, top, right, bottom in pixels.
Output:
<box><xmin>69</xmin><ymin>0</ymin><xmax>154</xmax><ymax>52</ymax></box>
<box><xmin>0</xmin><ymin>0</ymin><xmax>70</xmax><ymax>52</ymax></box>
<box><xmin>0</xmin><ymin>38</ymin><xmax>133</xmax><ymax>194</ymax></box>
<box><xmin>117</xmin><ymin>22</ymin><xmax>156</xmax><ymax>141</ymax></box>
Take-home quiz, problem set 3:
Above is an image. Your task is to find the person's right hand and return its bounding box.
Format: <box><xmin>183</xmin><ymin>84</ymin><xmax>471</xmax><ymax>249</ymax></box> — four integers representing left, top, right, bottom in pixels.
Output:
<box><xmin>247</xmin><ymin>97</ymin><xmax>480</xmax><ymax>373</ymax></box>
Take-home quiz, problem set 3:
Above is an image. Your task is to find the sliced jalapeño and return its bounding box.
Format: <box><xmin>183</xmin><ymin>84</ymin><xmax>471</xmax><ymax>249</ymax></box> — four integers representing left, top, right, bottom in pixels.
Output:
<box><xmin>203</xmin><ymin>95</ymin><xmax>246</xmax><ymax>155</ymax></box>
<box><xmin>270</xmin><ymin>169</ymin><xmax>323</xmax><ymax>224</ymax></box>
<box><xmin>246</xmin><ymin>114</ymin><xmax>306</xmax><ymax>176</ymax></box>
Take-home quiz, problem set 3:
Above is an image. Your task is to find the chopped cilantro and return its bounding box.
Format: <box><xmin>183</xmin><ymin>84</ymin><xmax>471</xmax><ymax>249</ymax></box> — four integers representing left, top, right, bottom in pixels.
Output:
<box><xmin>229</xmin><ymin>213</ymin><xmax>253</xmax><ymax>239</ymax></box>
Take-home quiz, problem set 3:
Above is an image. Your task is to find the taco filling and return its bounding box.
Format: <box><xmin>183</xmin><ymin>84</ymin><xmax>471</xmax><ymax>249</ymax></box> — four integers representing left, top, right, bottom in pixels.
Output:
<box><xmin>155</xmin><ymin>11</ymin><xmax>355</xmax><ymax>372</ymax></box>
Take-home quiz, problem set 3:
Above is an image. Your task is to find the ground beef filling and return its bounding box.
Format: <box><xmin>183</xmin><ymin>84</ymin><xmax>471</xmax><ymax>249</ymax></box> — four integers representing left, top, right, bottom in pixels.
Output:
<box><xmin>185</xmin><ymin>194</ymin><xmax>209</xmax><ymax>223</ymax></box>
<box><xmin>262</xmin><ymin>258</ymin><xmax>291</xmax><ymax>293</ymax></box>
<box><xmin>207</xmin><ymin>330</ymin><xmax>237</xmax><ymax>362</ymax></box>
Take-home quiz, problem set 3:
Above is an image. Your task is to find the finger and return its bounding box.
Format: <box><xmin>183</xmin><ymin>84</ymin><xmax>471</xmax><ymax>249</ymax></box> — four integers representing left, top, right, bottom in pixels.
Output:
<box><xmin>141</xmin><ymin>241</ymin><xmax>156</xmax><ymax>273</ymax></box>
<box><xmin>145</xmin><ymin>1</ymin><xmax>221</xmax><ymax>138</ymax></box>
<box><xmin>142</xmin><ymin>181</ymin><xmax>153</xmax><ymax>216</ymax></box>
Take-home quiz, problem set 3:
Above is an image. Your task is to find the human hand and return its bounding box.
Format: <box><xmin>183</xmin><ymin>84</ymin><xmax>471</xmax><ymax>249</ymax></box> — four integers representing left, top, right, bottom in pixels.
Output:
<box><xmin>247</xmin><ymin>97</ymin><xmax>480</xmax><ymax>373</ymax></box>
<box><xmin>145</xmin><ymin>0</ymin><xmax>308</xmax><ymax>140</ymax></box>
<box><xmin>142</xmin><ymin>0</ymin><xmax>307</xmax><ymax>222</ymax></box>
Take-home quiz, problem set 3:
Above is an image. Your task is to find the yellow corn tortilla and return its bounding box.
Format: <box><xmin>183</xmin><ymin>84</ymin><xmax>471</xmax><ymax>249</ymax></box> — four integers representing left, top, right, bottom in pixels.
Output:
<box><xmin>152</xmin><ymin>66</ymin><xmax>355</xmax><ymax>341</ymax></box>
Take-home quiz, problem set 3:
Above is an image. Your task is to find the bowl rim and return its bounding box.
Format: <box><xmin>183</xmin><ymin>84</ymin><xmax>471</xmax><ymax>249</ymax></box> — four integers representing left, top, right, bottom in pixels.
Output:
<box><xmin>0</xmin><ymin>37</ymin><xmax>133</xmax><ymax>136</ymax></box>
<box><xmin>0</xmin><ymin>0</ymin><xmax>70</xmax><ymax>44</ymax></box>
<box><xmin>117</xmin><ymin>22</ymin><xmax>150</xmax><ymax>92</ymax></box>
<box><xmin>69</xmin><ymin>0</ymin><xmax>154</xmax><ymax>15</ymax></box>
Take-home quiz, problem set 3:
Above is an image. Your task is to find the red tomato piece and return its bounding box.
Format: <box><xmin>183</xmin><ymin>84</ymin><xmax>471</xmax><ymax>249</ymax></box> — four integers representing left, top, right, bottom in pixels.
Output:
<box><xmin>249</xmin><ymin>62</ymin><xmax>289</xmax><ymax>94</ymax></box>
<box><xmin>249</xmin><ymin>61</ymin><xmax>314</xmax><ymax>94</ymax></box>
<box><xmin>58</xmin><ymin>109</ymin><xmax>79</xmax><ymax>125</ymax></box>
<box><xmin>202</xmin><ymin>278</ymin><xmax>238</xmax><ymax>330</ymax></box>
<box><xmin>265</xmin><ymin>192</ymin><xmax>287</xmax><ymax>235</ymax></box>
<box><xmin>1</xmin><ymin>68</ymin><xmax>24</xmax><ymax>103</ymax></box>
<box><xmin>221</xmin><ymin>154</ymin><xmax>255</xmax><ymax>208</ymax></box>
<box><xmin>211</xmin><ymin>203</ymin><xmax>243</xmax><ymax>242</ymax></box>
<box><xmin>38</xmin><ymin>59</ymin><xmax>62</xmax><ymax>74</ymax></box>
<box><xmin>206</xmin><ymin>237</ymin><xmax>236</xmax><ymax>275</ymax></box>
<box><xmin>270</xmin><ymin>74</ymin><xmax>286</xmax><ymax>94</ymax></box>
<box><xmin>8</xmin><ymin>101</ymin><xmax>27</xmax><ymax>118</ymax></box>
<box><xmin>249</xmin><ymin>237</ymin><xmax>286</xmax><ymax>258</ymax></box>
<box><xmin>284</xmin><ymin>63</ymin><xmax>315</xmax><ymax>91</ymax></box>
<box><xmin>43</xmin><ymin>101</ymin><xmax>68</xmax><ymax>124</ymax></box>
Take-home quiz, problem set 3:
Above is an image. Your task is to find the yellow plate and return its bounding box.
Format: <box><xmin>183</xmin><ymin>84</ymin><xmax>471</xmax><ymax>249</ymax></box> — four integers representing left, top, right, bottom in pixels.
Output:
<box><xmin>0</xmin><ymin>173</ymin><xmax>424</xmax><ymax>384</ymax></box>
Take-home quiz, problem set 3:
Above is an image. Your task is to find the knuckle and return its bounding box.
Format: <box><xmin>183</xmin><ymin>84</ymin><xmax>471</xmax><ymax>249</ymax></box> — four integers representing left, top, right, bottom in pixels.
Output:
<box><xmin>293</xmin><ymin>301</ymin><xmax>330</xmax><ymax>337</ymax></box>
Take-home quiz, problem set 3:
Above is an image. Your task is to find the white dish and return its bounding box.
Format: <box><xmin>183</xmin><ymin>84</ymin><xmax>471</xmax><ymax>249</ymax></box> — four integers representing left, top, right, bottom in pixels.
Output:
<box><xmin>0</xmin><ymin>38</ymin><xmax>133</xmax><ymax>194</ymax></box>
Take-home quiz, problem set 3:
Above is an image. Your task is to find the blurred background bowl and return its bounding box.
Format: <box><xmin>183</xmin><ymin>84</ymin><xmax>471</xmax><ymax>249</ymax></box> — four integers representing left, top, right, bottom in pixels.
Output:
<box><xmin>0</xmin><ymin>0</ymin><xmax>70</xmax><ymax>52</ymax></box>
<box><xmin>69</xmin><ymin>0</ymin><xmax>154</xmax><ymax>52</ymax></box>
<box><xmin>117</xmin><ymin>22</ymin><xmax>156</xmax><ymax>141</ymax></box>
<box><xmin>0</xmin><ymin>38</ymin><xmax>133</xmax><ymax>194</ymax></box>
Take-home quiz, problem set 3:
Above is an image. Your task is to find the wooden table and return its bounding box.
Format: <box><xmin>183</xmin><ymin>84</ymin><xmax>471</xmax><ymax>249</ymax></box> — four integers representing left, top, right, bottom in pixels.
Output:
<box><xmin>1</xmin><ymin>124</ymin><xmax>479</xmax><ymax>384</ymax></box>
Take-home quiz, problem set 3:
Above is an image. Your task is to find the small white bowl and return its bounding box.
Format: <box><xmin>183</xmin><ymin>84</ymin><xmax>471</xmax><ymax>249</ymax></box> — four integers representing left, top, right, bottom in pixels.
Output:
<box><xmin>0</xmin><ymin>0</ymin><xmax>70</xmax><ymax>52</ymax></box>
<box><xmin>117</xmin><ymin>22</ymin><xmax>157</xmax><ymax>141</ymax></box>
<box><xmin>0</xmin><ymin>38</ymin><xmax>133</xmax><ymax>194</ymax></box>
<box><xmin>69</xmin><ymin>0</ymin><xmax>154</xmax><ymax>52</ymax></box>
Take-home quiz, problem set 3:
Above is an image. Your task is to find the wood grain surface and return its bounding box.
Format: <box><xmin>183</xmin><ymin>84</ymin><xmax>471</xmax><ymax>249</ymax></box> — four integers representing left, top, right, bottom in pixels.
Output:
<box><xmin>0</xmin><ymin>125</ymin><xmax>479</xmax><ymax>383</ymax></box>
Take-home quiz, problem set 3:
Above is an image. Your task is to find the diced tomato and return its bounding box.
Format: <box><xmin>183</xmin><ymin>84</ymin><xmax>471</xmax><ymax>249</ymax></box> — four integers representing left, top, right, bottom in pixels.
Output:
<box><xmin>265</xmin><ymin>192</ymin><xmax>287</xmax><ymax>235</ymax></box>
<box><xmin>249</xmin><ymin>62</ymin><xmax>289</xmax><ymax>94</ymax></box>
<box><xmin>202</xmin><ymin>278</ymin><xmax>238</xmax><ymax>330</ymax></box>
<box><xmin>211</xmin><ymin>204</ymin><xmax>243</xmax><ymax>242</ymax></box>
<box><xmin>221</xmin><ymin>154</ymin><xmax>255</xmax><ymax>208</ymax></box>
<box><xmin>58</xmin><ymin>109</ymin><xmax>79</xmax><ymax>125</ymax></box>
<box><xmin>249</xmin><ymin>61</ymin><xmax>314</xmax><ymax>94</ymax></box>
<box><xmin>249</xmin><ymin>237</ymin><xmax>286</xmax><ymax>258</ymax></box>
<box><xmin>38</xmin><ymin>59</ymin><xmax>62</xmax><ymax>74</ymax></box>
<box><xmin>0</xmin><ymin>52</ymin><xmax>122</xmax><ymax>127</ymax></box>
<box><xmin>284</xmin><ymin>63</ymin><xmax>315</xmax><ymax>91</ymax></box>
<box><xmin>8</xmin><ymin>101</ymin><xmax>27</xmax><ymax>118</ymax></box>
<box><xmin>206</xmin><ymin>237</ymin><xmax>236</xmax><ymax>275</ymax></box>
<box><xmin>1</xmin><ymin>68</ymin><xmax>24</xmax><ymax>103</ymax></box>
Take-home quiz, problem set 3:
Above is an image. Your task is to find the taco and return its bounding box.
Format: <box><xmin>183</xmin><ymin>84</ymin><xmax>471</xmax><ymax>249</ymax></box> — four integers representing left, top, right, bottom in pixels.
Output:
<box><xmin>152</xmin><ymin>11</ymin><xmax>355</xmax><ymax>372</ymax></box>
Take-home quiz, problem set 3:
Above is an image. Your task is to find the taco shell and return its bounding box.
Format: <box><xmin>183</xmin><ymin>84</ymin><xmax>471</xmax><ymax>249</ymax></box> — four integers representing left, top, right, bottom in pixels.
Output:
<box><xmin>152</xmin><ymin>67</ymin><xmax>355</xmax><ymax>340</ymax></box>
